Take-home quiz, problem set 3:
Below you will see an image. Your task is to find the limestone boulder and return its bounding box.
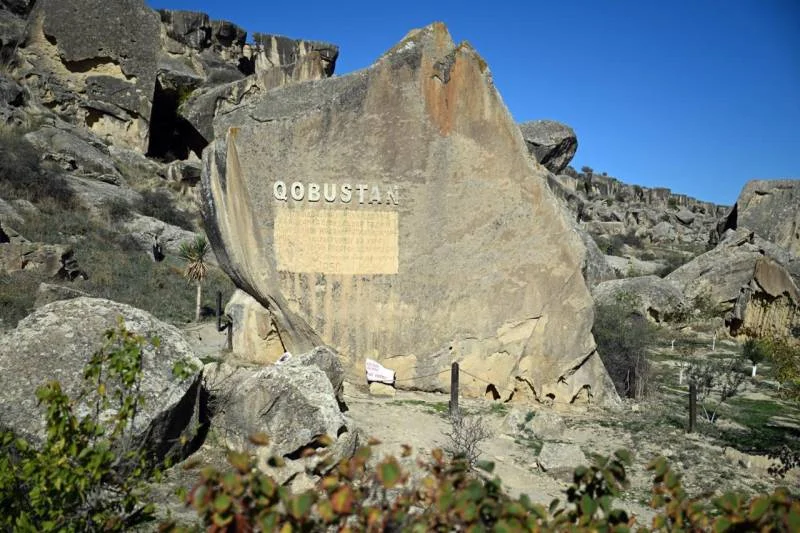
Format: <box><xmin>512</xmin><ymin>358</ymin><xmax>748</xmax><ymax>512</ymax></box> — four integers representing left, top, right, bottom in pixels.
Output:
<box><xmin>722</xmin><ymin>179</ymin><xmax>800</xmax><ymax>255</ymax></box>
<box><xmin>604</xmin><ymin>255</ymin><xmax>665</xmax><ymax>278</ymax></box>
<box><xmin>519</xmin><ymin>120</ymin><xmax>578</xmax><ymax>174</ymax></box>
<box><xmin>34</xmin><ymin>282</ymin><xmax>91</xmax><ymax>308</ymax></box>
<box><xmin>530</xmin><ymin>410</ymin><xmax>567</xmax><ymax>439</ymax></box>
<box><xmin>667</xmin><ymin>229</ymin><xmax>800</xmax><ymax>335</ymax></box>
<box><xmin>593</xmin><ymin>275</ymin><xmax>688</xmax><ymax>323</ymax></box>
<box><xmin>0</xmin><ymin>242</ymin><xmax>79</xmax><ymax>278</ymax></box>
<box><xmin>201</xmin><ymin>23</ymin><xmax>618</xmax><ymax>406</ymax></box>
<box><xmin>538</xmin><ymin>442</ymin><xmax>587</xmax><ymax>479</ymax></box>
<box><xmin>24</xmin><ymin>125</ymin><xmax>123</xmax><ymax>184</ymax></box>
<box><xmin>203</xmin><ymin>357</ymin><xmax>349</xmax><ymax>469</ymax></box>
<box><xmin>22</xmin><ymin>0</ymin><xmax>161</xmax><ymax>151</ymax></box>
<box><xmin>0</xmin><ymin>297</ymin><xmax>203</xmax><ymax>462</ymax></box>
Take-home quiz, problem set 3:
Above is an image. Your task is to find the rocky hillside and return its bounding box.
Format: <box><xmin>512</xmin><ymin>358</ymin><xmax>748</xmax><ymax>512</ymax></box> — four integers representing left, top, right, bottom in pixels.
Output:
<box><xmin>0</xmin><ymin>0</ymin><xmax>338</xmax><ymax>329</ymax></box>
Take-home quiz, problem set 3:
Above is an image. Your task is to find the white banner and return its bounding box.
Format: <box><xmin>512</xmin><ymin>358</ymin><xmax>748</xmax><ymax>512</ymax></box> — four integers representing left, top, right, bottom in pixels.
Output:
<box><xmin>365</xmin><ymin>358</ymin><xmax>395</xmax><ymax>384</ymax></box>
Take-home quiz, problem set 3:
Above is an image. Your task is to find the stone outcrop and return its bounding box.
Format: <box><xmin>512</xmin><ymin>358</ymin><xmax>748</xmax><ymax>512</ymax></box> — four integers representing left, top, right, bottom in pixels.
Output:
<box><xmin>549</xmin><ymin>170</ymin><xmax>727</xmax><ymax>255</ymax></box>
<box><xmin>203</xmin><ymin>352</ymin><xmax>352</xmax><ymax>478</ymax></box>
<box><xmin>718</xmin><ymin>179</ymin><xmax>800</xmax><ymax>256</ymax></box>
<box><xmin>20</xmin><ymin>0</ymin><xmax>162</xmax><ymax>151</ymax></box>
<box><xmin>729</xmin><ymin>257</ymin><xmax>800</xmax><ymax>338</ymax></box>
<box><xmin>0</xmin><ymin>241</ymin><xmax>85</xmax><ymax>279</ymax></box>
<box><xmin>593</xmin><ymin>275</ymin><xmax>688</xmax><ymax>323</ymax></box>
<box><xmin>667</xmin><ymin>229</ymin><xmax>800</xmax><ymax>336</ymax></box>
<box><xmin>201</xmin><ymin>23</ymin><xmax>617</xmax><ymax>406</ymax></box>
<box><xmin>0</xmin><ymin>297</ymin><xmax>204</xmax><ymax>462</ymax></box>
<box><xmin>519</xmin><ymin>120</ymin><xmax>577</xmax><ymax>174</ymax></box>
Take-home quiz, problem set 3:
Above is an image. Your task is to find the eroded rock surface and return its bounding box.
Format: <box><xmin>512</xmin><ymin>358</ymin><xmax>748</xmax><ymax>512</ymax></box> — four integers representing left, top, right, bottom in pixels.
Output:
<box><xmin>519</xmin><ymin>120</ymin><xmax>578</xmax><ymax>174</ymax></box>
<box><xmin>0</xmin><ymin>297</ymin><xmax>203</xmax><ymax>462</ymax></box>
<box><xmin>202</xmin><ymin>23</ymin><xmax>617</xmax><ymax>406</ymax></box>
<box><xmin>720</xmin><ymin>179</ymin><xmax>800</xmax><ymax>256</ymax></box>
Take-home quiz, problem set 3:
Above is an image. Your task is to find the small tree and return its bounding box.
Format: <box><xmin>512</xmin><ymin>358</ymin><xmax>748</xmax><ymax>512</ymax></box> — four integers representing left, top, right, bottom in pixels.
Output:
<box><xmin>762</xmin><ymin>336</ymin><xmax>800</xmax><ymax>401</ymax></box>
<box><xmin>743</xmin><ymin>338</ymin><xmax>768</xmax><ymax>377</ymax></box>
<box><xmin>687</xmin><ymin>358</ymin><xmax>747</xmax><ymax>422</ymax></box>
<box><xmin>179</xmin><ymin>235</ymin><xmax>210</xmax><ymax>322</ymax></box>
<box><xmin>444</xmin><ymin>413</ymin><xmax>492</xmax><ymax>468</ymax></box>
<box><xmin>593</xmin><ymin>294</ymin><xmax>655</xmax><ymax>399</ymax></box>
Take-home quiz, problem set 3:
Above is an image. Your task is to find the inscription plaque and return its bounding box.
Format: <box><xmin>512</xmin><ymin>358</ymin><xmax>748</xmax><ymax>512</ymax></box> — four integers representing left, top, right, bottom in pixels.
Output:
<box><xmin>274</xmin><ymin>209</ymin><xmax>399</xmax><ymax>274</ymax></box>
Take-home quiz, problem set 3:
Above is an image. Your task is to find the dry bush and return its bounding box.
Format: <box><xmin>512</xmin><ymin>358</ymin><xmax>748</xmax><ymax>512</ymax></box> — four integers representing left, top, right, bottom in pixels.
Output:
<box><xmin>444</xmin><ymin>413</ymin><xmax>492</xmax><ymax>468</ymax></box>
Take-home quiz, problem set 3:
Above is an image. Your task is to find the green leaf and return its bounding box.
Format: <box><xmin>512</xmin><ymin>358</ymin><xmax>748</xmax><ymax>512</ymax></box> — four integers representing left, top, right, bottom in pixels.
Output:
<box><xmin>748</xmin><ymin>496</ymin><xmax>769</xmax><ymax>521</ymax></box>
<box><xmin>288</xmin><ymin>492</ymin><xmax>315</xmax><ymax>519</ymax></box>
<box><xmin>213</xmin><ymin>494</ymin><xmax>232</xmax><ymax>513</ymax></box>
<box><xmin>713</xmin><ymin>517</ymin><xmax>732</xmax><ymax>532</ymax></box>
<box><xmin>378</xmin><ymin>460</ymin><xmax>401</xmax><ymax>488</ymax></box>
<box><xmin>580</xmin><ymin>494</ymin><xmax>598</xmax><ymax>517</ymax></box>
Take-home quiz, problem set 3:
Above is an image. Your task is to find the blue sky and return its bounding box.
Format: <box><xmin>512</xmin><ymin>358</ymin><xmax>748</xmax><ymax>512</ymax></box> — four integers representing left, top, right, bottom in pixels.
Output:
<box><xmin>151</xmin><ymin>0</ymin><xmax>799</xmax><ymax>206</ymax></box>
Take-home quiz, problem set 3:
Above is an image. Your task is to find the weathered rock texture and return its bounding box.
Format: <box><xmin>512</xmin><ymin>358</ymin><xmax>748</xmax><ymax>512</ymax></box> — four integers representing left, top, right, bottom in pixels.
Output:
<box><xmin>719</xmin><ymin>179</ymin><xmax>800</xmax><ymax>256</ymax></box>
<box><xmin>203</xmin><ymin>351</ymin><xmax>351</xmax><ymax>478</ymax></box>
<box><xmin>667</xmin><ymin>229</ymin><xmax>800</xmax><ymax>337</ymax></box>
<box><xmin>519</xmin><ymin>120</ymin><xmax>577</xmax><ymax>174</ymax></box>
<box><xmin>593</xmin><ymin>276</ymin><xmax>688</xmax><ymax>323</ymax></box>
<box><xmin>0</xmin><ymin>297</ymin><xmax>203</xmax><ymax>462</ymax></box>
<box><xmin>21</xmin><ymin>0</ymin><xmax>161</xmax><ymax>151</ymax></box>
<box><xmin>202</xmin><ymin>23</ymin><xmax>617</xmax><ymax>406</ymax></box>
<box><xmin>225</xmin><ymin>289</ymin><xmax>286</xmax><ymax>364</ymax></box>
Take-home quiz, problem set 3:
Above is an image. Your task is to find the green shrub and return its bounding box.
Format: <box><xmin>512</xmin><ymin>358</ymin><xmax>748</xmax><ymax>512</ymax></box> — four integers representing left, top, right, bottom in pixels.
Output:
<box><xmin>163</xmin><ymin>439</ymin><xmax>800</xmax><ymax>532</ymax></box>
<box><xmin>137</xmin><ymin>189</ymin><xmax>194</xmax><ymax>231</ymax></box>
<box><xmin>761</xmin><ymin>337</ymin><xmax>800</xmax><ymax>401</ymax></box>
<box><xmin>593</xmin><ymin>295</ymin><xmax>656</xmax><ymax>399</ymax></box>
<box><xmin>0</xmin><ymin>128</ymin><xmax>75</xmax><ymax>208</ymax></box>
<box><xmin>0</xmin><ymin>323</ymin><xmax>159</xmax><ymax>531</ymax></box>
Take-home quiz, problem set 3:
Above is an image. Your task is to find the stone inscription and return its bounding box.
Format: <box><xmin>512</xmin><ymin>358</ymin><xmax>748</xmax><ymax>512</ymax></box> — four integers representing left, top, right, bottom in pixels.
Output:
<box><xmin>273</xmin><ymin>181</ymin><xmax>399</xmax><ymax>205</ymax></box>
<box><xmin>274</xmin><ymin>209</ymin><xmax>399</xmax><ymax>275</ymax></box>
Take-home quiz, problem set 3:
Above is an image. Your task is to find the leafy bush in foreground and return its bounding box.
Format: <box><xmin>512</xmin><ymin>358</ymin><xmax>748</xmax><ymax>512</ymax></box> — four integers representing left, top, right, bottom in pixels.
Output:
<box><xmin>0</xmin><ymin>323</ymin><xmax>159</xmax><ymax>531</ymax></box>
<box><xmin>163</xmin><ymin>439</ymin><xmax>800</xmax><ymax>532</ymax></box>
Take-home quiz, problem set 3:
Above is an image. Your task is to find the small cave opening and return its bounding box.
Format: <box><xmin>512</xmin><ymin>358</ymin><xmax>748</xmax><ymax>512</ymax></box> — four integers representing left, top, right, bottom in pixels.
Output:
<box><xmin>146</xmin><ymin>80</ymin><xmax>207</xmax><ymax>162</ymax></box>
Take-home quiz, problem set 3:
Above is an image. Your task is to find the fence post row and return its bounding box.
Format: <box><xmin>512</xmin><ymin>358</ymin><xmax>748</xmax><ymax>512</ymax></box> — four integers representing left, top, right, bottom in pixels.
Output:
<box><xmin>688</xmin><ymin>382</ymin><xmax>697</xmax><ymax>433</ymax></box>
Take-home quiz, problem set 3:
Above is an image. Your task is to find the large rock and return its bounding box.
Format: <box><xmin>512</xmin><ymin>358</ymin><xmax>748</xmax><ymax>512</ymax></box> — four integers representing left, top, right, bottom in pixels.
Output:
<box><xmin>722</xmin><ymin>180</ymin><xmax>800</xmax><ymax>256</ymax></box>
<box><xmin>203</xmin><ymin>357</ymin><xmax>348</xmax><ymax>466</ymax></box>
<box><xmin>0</xmin><ymin>297</ymin><xmax>203</xmax><ymax>462</ymax></box>
<box><xmin>593</xmin><ymin>275</ymin><xmax>688</xmax><ymax>323</ymax></box>
<box><xmin>668</xmin><ymin>229</ymin><xmax>800</xmax><ymax>335</ymax></box>
<box><xmin>537</xmin><ymin>442</ymin><xmax>587</xmax><ymax>478</ymax></box>
<box><xmin>519</xmin><ymin>120</ymin><xmax>578</xmax><ymax>174</ymax></box>
<box><xmin>201</xmin><ymin>23</ymin><xmax>617</xmax><ymax>406</ymax></box>
<box><xmin>21</xmin><ymin>0</ymin><xmax>161</xmax><ymax>151</ymax></box>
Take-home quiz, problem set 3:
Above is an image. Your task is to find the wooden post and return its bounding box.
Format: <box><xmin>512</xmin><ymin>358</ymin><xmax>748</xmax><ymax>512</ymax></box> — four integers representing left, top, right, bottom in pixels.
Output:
<box><xmin>216</xmin><ymin>291</ymin><xmax>224</xmax><ymax>332</ymax></box>
<box><xmin>449</xmin><ymin>362</ymin><xmax>459</xmax><ymax>418</ymax></box>
<box><xmin>688</xmin><ymin>383</ymin><xmax>697</xmax><ymax>433</ymax></box>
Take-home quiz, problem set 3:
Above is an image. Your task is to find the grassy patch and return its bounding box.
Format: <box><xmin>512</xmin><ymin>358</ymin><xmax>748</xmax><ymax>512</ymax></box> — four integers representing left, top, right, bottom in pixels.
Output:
<box><xmin>389</xmin><ymin>399</ymin><xmax>450</xmax><ymax>416</ymax></box>
<box><xmin>5</xmin><ymin>206</ymin><xmax>235</xmax><ymax>327</ymax></box>
<box><xmin>705</xmin><ymin>397</ymin><xmax>800</xmax><ymax>453</ymax></box>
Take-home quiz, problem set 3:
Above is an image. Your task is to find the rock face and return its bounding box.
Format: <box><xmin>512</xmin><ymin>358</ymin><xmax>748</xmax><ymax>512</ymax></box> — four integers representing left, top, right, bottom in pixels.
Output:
<box><xmin>225</xmin><ymin>289</ymin><xmax>286</xmax><ymax>364</ymax></box>
<box><xmin>593</xmin><ymin>276</ymin><xmax>688</xmax><ymax>323</ymax></box>
<box><xmin>667</xmin><ymin>229</ymin><xmax>800</xmax><ymax>336</ymax></box>
<box><xmin>519</xmin><ymin>120</ymin><xmax>578</xmax><ymax>174</ymax></box>
<box><xmin>721</xmin><ymin>180</ymin><xmax>800</xmax><ymax>256</ymax></box>
<box><xmin>21</xmin><ymin>0</ymin><xmax>161</xmax><ymax>151</ymax></box>
<box><xmin>203</xmin><ymin>353</ymin><xmax>349</xmax><ymax>470</ymax></box>
<box><xmin>0</xmin><ymin>297</ymin><xmax>203</xmax><ymax>462</ymax></box>
<box><xmin>202</xmin><ymin>23</ymin><xmax>617</xmax><ymax>406</ymax></box>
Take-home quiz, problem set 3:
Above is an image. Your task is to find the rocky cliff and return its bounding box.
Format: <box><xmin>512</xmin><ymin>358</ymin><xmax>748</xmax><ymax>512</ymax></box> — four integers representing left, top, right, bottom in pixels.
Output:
<box><xmin>201</xmin><ymin>23</ymin><xmax>618</xmax><ymax>405</ymax></box>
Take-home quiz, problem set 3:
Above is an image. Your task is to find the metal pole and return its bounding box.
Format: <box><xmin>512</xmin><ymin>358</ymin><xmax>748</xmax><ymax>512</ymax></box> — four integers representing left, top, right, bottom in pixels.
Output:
<box><xmin>688</xmin><ymin>383</ymin><xmax>697</xmax><ymax>433</ymax></box>
<box><xmin>449</xmin><ymin>362</ymin><xmax>459</xmax><ymax>418</ymax></box>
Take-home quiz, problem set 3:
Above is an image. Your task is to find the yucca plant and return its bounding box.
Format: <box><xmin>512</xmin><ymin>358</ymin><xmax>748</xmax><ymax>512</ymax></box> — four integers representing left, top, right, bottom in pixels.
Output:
<box><xmin>178</xmin><ymin>235</ymin><xmax>210</xmax><ymax>322</ymax></box>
